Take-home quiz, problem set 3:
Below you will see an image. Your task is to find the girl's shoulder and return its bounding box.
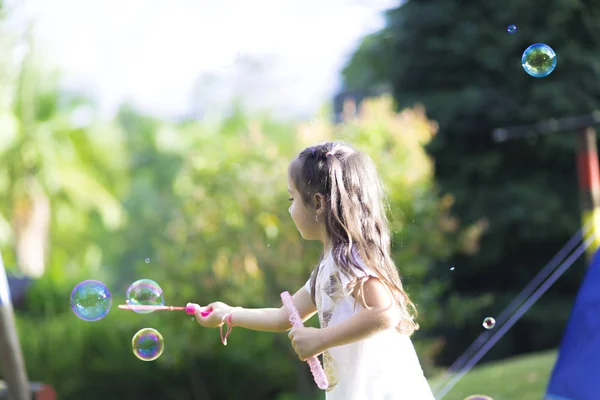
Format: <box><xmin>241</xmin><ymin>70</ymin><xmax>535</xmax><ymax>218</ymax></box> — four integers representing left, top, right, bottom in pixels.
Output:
<box><xmin>325</xmin><ymin>248</ymin><xmax>379</xmax><ymax>286</ymax></box>
<box><xmin>346</xmin><ymin>248</ymin><xmax>379</xmax><ymax>279</ymax></box>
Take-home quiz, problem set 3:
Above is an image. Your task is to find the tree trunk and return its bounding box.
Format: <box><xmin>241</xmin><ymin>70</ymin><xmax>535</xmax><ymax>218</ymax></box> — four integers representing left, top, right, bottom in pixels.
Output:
<box><xmin>13</xmin><ymin>185</ymin><xmax>49</xmax><ymax>277</ymax></box>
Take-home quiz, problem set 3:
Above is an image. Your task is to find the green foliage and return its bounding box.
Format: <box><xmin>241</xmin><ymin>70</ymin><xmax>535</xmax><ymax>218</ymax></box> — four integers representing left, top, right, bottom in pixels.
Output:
<box><xmin>342</xmin><ymin>0</ymin><xmax>600</xmax><ymax>364</ymax></box>
<box><xmin>0</xmin><ymin>33</ymin><xmax>124</xmax><ymax>280</ymax></box>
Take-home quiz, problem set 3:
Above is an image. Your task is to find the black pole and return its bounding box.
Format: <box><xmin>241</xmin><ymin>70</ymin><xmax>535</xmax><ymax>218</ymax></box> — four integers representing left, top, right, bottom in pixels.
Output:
<box><xmin>492</xmin><ymin>111</ymin><xmax>600</xmax><ymax>142</ymax></box>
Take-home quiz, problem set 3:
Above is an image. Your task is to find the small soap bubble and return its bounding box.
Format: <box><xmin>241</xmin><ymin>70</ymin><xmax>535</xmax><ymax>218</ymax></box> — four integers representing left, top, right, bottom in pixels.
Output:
<box><xmin>70</xmin><ymin>280</ymin><xmax>112</xmax><ymax>321</ymax></box>
<box><xmin>450</xmin><ymin>266</ymin><xmax>455</xmax><ymax>271</ymax></box>
<box><xmin>507</xmin><ymin>24</ymin><xmax>517</xmax><ymax>34</ymax></box>
<box><xmin>132</xmin><ymin>328</ymin><xmax>164</xmax><ymax>361</ymax></box>
<box><xmin>145</xmin><ymin>258</ymin><xmax>150</xmax><ymax>263</ymax></box>
<box><xmin>126</xmin><ymin>279</ymin><xmax>165</xmax><ymax>314</ymax></box>
<box><xmin>522</xmin><ymin>43</ymin><xmax>557</xmax><ymax>78</ymax></box>
<box><xmin>483</xmin><ymin>317</ymin><xmax>496</xmax><ymax>329</ymax></box>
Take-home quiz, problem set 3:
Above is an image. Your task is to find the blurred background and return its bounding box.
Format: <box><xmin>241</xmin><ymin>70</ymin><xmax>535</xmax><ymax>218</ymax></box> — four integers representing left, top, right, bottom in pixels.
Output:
<box><xmin>1</xmin><ymin>0</ymin><xmax>599</xmax><ymax>399</ymax></box>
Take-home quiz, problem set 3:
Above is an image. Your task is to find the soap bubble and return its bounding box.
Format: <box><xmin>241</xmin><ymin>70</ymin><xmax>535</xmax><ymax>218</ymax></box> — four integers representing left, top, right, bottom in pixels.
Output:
<box><xmin>450</xmin><ymin>266</ymin><xmax>455</xmax><ymax>271</ymax></box>
<box><xmin>145</xmin><ymin>258</ymin><xmax>150</xmax><ymax>263</ymax></box>
<box><xmin>522</xmin><ymin>43</ymin><xmax>557</xmax><ymax>78</ymax></box>
<box><xmin>126</xmin><ymin>279</ymin><xmax>165</xmax><ymax>314</ymax></box>
<box><xmin>507</xmin><ymin>24</ymin><xmax>517</xmax><ymax>34</ymax></box>
<box><xmin>483</xmin><ymin>317</ymin><xmax>496</xmax><ymax>329</ymax></box>
<box><xmin>464</xmin><ymin>396</ymin><xmax>493</xmax><ymax>400</ymax></box>
<box><xmin>70</xmin><ymin>280</ymin><xmax>112</xmax><ymax>321</ymax></box>
<box><xmin>132</xmin><ymin>328</ymin><xmax>164</xmax><ymax>361</ymax></box>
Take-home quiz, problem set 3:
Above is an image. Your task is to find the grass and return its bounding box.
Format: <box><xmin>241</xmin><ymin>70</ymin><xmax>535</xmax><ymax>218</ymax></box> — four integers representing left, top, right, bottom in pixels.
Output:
<box><xmin>428</xmin><ymin>350</ymin><xmax>557</xmax><ymax>400</ymax></box>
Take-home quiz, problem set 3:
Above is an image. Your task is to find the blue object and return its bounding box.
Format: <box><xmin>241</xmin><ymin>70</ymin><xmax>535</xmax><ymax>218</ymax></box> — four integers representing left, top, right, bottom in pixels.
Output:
<box><xmin>545</xmin><ymin>249</ymin><xmax>600</xmax><ymax>400</ymax></box>
<box><xmin>0</xmin><ymin>274</ymin><xmax>32</xmax><ymax>307</ymax></box>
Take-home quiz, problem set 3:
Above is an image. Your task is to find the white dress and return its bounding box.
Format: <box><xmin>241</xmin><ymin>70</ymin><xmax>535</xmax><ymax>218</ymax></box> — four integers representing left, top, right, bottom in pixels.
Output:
<box><xmin>304</xmin><ymin>250</ymin><xmax>435</xmax><ymax>400</ymax></box>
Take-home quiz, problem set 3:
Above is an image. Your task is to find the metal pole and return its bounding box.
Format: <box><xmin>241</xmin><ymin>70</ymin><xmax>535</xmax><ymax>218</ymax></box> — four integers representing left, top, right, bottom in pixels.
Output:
<box><xmin>0</xmin><ymin>250</ymin><xmax>31</xmax><ymax>400</ymax></box>
<box><xmin>576</xmin><ymin>127</ymin><xmax>600</xmax><ymax>262</ymax></box>
<box><xmin>492</xmin><ymin>111</ymin><xmax>600</xmax><ymax>142</ymax></box>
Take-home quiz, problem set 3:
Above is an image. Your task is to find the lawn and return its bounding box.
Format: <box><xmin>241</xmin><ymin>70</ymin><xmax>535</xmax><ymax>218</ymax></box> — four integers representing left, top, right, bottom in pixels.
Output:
<box><xmin>428</xmin><ymin>350</ymin><xmax>557</xmax><ymax>400</ymax></box>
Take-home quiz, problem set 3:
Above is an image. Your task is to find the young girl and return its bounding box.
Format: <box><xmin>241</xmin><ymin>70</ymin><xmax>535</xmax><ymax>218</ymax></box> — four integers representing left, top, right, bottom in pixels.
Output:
<box><xmin>194</xmin><ymin>141</ymin><xmax>435</xmax><ymax>399</ymax></box>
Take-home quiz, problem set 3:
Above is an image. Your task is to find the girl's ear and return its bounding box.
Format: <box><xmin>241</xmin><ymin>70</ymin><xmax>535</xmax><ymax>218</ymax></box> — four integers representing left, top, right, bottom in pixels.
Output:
<box><xmin>314</xmin><ymin>193</ymin><xmax>326</xmax><ymax>213</ymax></box>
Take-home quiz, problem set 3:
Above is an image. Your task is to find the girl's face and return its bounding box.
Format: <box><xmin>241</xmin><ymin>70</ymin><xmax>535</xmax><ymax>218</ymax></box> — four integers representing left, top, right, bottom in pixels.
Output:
<box><xmin>288</xmin><ymin>173</ymin><xmax>322</xmax><ymax>241</ymax></box>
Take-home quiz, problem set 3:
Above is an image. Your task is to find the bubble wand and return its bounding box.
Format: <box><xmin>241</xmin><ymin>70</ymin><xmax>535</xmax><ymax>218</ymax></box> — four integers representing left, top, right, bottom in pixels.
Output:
<box><xmin>118</xmin><ymin>303</ymin><xmax>211</xmax><ymax>317</ymax></box>
<box><xmin>281</xmin><ymin>291</ymin><xmax>329</xmax><ymax>390</ymax></box>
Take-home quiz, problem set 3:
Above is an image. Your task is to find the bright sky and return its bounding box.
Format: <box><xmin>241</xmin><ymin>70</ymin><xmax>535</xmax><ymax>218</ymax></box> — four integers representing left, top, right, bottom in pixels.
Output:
<box><xmin>10</xmin><ymin>0</ymin><xmax>398</xmax><ymax>120</ymax></box>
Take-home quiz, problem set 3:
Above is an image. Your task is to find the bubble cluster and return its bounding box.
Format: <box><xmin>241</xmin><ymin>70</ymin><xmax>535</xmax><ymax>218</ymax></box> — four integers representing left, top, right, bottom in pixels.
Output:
<box><xmin>132</xmin><ymin>328</ymin><xmax>165</xmax><ymax>361</ymax></box>
<box><xmin>70</xmin><ymin>280</ymin><xmax>112</xmax><ymax>321</ymax></box>
<box><xmin>507</xmin><ymin>24</ymin><xmax>517</xmax><ymax>34</ymax></box>
<box><xmin>482</xmin><ymin>317</ymin><xmax>496</xmax><ymax>329</ymax></box>
<box><xmin>522</xmin><ymin>43</ymin><xmax>557</xmax><ymax>78</ymax></box>
<box><xmin>126</xmin><ymin>279</ymin><xmax>165</xmax><ymax>314</ymax></box>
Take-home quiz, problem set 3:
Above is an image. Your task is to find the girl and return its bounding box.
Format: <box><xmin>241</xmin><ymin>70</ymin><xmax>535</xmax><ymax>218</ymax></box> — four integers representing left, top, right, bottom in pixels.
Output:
<box><xmin>195</xmin><ymin>141</ymin><xmax>435</xmax><ymax>399</ymax></box>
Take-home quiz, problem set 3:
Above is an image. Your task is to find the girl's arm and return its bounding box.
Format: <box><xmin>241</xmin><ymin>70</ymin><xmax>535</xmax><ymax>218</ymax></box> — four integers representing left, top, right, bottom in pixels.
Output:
<box><xmin>320</xmin><ymin>277</ymin><xmax>399</xmax><ymax>348</ymax></box>
<box><xmin>199</xmin><ymin>287</ymin><xmax>317</xmax><ymax>333</ymax></box>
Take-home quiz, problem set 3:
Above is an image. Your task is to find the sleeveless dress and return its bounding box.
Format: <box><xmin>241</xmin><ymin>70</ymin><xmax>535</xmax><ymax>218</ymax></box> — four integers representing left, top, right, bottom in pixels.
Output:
<box><xmin>304</xmin><ymin>250</ymin><xmax>435</xmax><ymax>400</ymax></box>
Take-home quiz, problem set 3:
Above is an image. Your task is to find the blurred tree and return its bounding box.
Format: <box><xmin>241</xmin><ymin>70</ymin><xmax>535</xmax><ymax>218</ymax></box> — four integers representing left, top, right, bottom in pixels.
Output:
<box><xmin>108</xmin><ymin>104</ymin><xmax>186</xmax><ymax>289</ymax></box>
<box><xmin>342</xmin><ymin>0</ymin><xmax>600</xmax><ymax>364</ymax></box>
<box><xmin>0</xmin><ymin>29</ymin><xmax>124</xmax><ymax>279</ymax></box>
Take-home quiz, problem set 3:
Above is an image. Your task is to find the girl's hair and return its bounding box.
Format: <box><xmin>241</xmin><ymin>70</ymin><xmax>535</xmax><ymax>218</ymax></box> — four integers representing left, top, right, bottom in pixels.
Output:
<box><xmin>288</xmin><ymin>141</ymin><xmax>419</xmax><ymax>335</ymax></box>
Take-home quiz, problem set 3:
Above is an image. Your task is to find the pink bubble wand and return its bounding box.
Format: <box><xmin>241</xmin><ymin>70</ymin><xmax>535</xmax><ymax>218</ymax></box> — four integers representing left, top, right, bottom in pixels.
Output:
<box><xmin>118</xmin><ymin>303</ymin><xmax>211</xmax><ymax>317</ymax></box>
<box><xmin>281</xmin><ymin>291</ymin><xmax>329</xmax><ymax>390</ymax></box>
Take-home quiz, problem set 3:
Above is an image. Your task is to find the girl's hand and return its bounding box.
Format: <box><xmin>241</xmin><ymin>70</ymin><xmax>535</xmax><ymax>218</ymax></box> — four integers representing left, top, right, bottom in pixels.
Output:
<box><xmin>194</xmin><ymin>301</ymin><xmax>232</xmax><ymax>328</ymax></box>
<box><xmin>288</xmin><ymin>326</ymin><xmax>326</xmax><ymax>361</ymax></box>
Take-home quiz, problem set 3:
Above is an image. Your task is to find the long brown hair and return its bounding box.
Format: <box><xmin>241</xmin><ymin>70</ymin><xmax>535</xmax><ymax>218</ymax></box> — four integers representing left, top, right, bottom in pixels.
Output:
<box><xmin>289</xmin><ymin>141</ymin><xmax>419</xmax><ymax>335</ymax></box>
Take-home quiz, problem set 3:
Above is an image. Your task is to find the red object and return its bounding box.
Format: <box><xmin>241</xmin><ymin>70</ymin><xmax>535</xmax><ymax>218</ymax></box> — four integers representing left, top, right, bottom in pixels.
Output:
<box><xmin>34</xmin><ymin>384</ymin><xmax>56</xmax><ymax>400</ymax></box>
<box><xmin>576</xmin><ymin>149</ymin><xmax>600</xmax><ymax>191</ymax></box>
<box><xmin>0</xmin><ymin>382</ymin><xmax>57</xmax><ymax>400</ymax></box>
